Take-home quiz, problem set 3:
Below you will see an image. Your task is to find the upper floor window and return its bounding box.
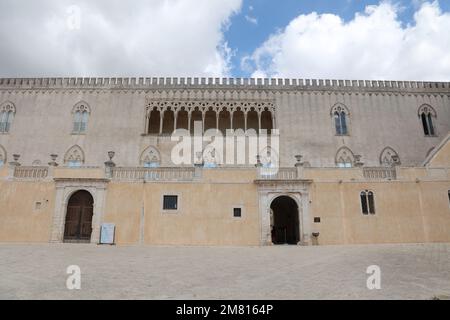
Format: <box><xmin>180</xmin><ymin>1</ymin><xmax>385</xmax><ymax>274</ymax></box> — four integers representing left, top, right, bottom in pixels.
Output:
<box><xmin>145</xmin><ymin>101</ymin><xmax>275</xmax><ymax>136</ymax></box>
<box><xmin>418</xmin><ymin>104</ymin><xmax>436</xmax><ymax>137</ymax></box>
<box><xmin>0</xmin><ymin>102</ymin><xmax>16</xmax><ymax>134</ymax></box>
<box><xmin>360</xmin><ymin>190</ymin><xmax>375</xmax><ymax>215</ymax></box>
<box><xmin>336</xmin><ymin>146</ymin><xmax>355</xmax><ymax>168</ymax></box>
<box><xmin>331</xmin><ymin>103</ymin><xmax>349</xmax><ymax>135</ymax></box>
<box><xmin>0</xmin><ymin>145</ymin><xmax>6</xmax><ymax>167</ymax></box>
<box><xmin>72</xmin><ymin>102</ymin><xmax>90</xmax><ymax>134</ymax></box>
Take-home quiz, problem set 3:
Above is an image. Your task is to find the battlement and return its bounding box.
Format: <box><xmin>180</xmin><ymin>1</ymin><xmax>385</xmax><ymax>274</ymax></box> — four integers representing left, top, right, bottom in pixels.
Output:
<box><xmin>0</xmin><ymin>77</ymin><xmax>449</xmax><ymax>92</ymax></box>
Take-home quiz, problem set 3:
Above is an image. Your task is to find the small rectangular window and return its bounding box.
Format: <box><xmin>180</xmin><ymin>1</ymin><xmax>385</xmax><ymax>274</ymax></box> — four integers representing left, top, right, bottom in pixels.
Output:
<box><xmin>314</xmin><ymin>217</ymin><xmax>321</xmax><ymax>223</ymax></box>
<box><xmin>233</xmin><ymin>208</ymin><xmax>242</xmax><ymax>218</ymax></box>
<box><xmin>163</xmin><ymin>195</ymin><xmax>178</xmax><ymax>210</ymax></box>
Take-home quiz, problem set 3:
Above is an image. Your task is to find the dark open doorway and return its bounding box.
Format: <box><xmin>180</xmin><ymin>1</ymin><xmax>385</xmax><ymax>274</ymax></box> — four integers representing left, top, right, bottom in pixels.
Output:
<box><xmin>270</xmin><ymin>196</ymin><xmax>300</xmax><ymax>245</ymax></box>
<box><xmin>64</xmin><ymin>190</ymin><xmax>94</xmax><ymax>243</ymax></box>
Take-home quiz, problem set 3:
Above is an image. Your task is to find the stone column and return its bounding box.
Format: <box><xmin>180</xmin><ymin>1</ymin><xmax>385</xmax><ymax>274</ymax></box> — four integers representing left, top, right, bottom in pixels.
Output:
<box><xmin>159</xmin><ymin>110</ymin><xmax>164</xmax><ymax>135</ymax></box>
<box><xmin>201</xmin><ymin>111</ymin><xmax>206</xmax><ymax>134</ymax></box>
<box><xmin>174</xmin><ymin>111</ymin><xmax>178</xmax><ymax>132</ymax></box>
<box><xmin>188</xmin><ymin>111</ymin><xmax>192</xmax><ymax>134</ymax></box>
<box><xmin>244</xmin><ymin>112</ymin><xmax>248</xmax><ymax>131</ymax></box>
<box><xmin>230</xmin><ymin>111</ymin><xmax>234</xmax><ymax>130</ymax></box>
<box><xmin>258</xmin><ymin>112</ymin><xmax>262</xmax><ymax>133</ymax></box>
<box><xmin>216</xmin><ymin>112</ymin><xmax>219</xmax><ymax>132</ymax></box>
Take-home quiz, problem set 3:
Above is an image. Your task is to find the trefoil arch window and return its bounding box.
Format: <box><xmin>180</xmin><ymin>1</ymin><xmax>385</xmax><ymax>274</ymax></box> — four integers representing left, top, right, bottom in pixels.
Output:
<box><xmin>331</xmin><ymin>103</ymin><xmax>349</xmax><ymax>135</ymax></box>
<box><xmin>0</xmin><ymin>102</ymin><xmax>16</xmax><ymax>133</ymax></box>
<box><xmin>418</xmin><ymin>105</ymin><xmax>436</xmax><ymax>137</ymax></box>
<box><xmin>72</xmin><ymin>102</ymin><xmax>91</xmax><ymax>134</ymax></box>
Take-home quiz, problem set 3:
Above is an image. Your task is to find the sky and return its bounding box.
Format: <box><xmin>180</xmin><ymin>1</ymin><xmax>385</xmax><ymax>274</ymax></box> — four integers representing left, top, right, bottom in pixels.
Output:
<box><xmin>0</xmin><ymin>0</ymin><xmax>449</xmax><ymax>80</ymax></box>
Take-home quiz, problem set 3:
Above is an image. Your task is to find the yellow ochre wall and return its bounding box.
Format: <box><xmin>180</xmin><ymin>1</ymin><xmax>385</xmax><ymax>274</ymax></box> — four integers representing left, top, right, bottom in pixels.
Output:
<box><xmin>102</xmin><ymin>169</ymin><xmax>260</xmax><ymax>246</ymax></box>
<box><xmin>309</xmin><ymin>180</ymin><xmax>450</xmax><ymax>245</ymax></box>
<box><xmin>0</xmin><ymin>165</ymin><xmax>449</xmax><ymax>246</ymax></box>
<box><xmin>0</xmin><ymin>178</ymin><xmax>55</xmax><ymax>242</ymax></box>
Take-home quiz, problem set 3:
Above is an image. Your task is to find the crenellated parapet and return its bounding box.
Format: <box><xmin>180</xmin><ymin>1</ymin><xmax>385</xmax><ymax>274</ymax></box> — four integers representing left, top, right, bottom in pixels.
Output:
<box><xmin>0</xmin><ymin>77</ymin><xmax>449</xmax><ymax>94</ymax></box>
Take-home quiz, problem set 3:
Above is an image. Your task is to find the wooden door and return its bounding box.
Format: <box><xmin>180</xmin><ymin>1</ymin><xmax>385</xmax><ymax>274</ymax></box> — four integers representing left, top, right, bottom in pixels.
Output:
<box><xmin>64</xmin><ymin>190</ymin><xmax>94</xmax><ymax>242</ymax></box>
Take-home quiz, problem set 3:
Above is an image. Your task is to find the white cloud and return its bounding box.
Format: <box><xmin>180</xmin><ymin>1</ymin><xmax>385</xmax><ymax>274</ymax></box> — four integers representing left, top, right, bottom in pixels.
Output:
<box><xmin>0</xmin><ymin>0</ymin><xmax>242</xmax><ymax>77</ymax></box>
<box><xmin>245</xmin><ymin>1</ymin><xmax>450</xmax><ymax>81</ymax></box>
<box><xmin>245</xmin><ymin>15</ymin><xmax>258</xmax><ymax>25</ymax></box>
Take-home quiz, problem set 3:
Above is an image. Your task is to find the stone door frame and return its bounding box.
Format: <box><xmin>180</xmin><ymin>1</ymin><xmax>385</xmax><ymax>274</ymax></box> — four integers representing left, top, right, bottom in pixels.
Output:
<box><xmin>50</xmin><ymin>178</ymin><xmax>109</xmax><ymax>244</ymax></box>
<box><xmin>256</xmin><ymin>180</ymin><xmax>312</xmax><ymax>246</ymax></box>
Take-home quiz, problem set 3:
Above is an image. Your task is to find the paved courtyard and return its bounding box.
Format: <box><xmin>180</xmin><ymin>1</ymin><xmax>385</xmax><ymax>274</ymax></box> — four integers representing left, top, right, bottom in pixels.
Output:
<box><xmin>0</xmin><ymin>243</ymin><xmax>449</xmax><ymax>300</ymax></box>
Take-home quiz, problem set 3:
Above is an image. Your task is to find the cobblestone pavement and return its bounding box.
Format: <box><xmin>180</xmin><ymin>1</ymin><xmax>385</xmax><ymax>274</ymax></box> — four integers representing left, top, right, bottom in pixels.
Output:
<box><xmin>0</xmin><ymin>243</ymin><xmax>449</xmax><ymax>300</ymax></box>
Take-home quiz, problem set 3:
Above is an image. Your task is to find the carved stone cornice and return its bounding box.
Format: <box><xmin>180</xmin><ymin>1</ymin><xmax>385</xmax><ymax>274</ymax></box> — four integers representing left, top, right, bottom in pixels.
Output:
<box><xmin>54</xmin><ymin>178</ymin><xmax>110</xmax><ymax>188</ymax></box>
<box><xmin>146</xmin><ymin>99</ymin><xmax>276</xmax><ymax>113</ymax></box>
<box><xmin>254</xmin><ymin>179</ymin><xmax>313</xmax><ymax>188</ymax></box>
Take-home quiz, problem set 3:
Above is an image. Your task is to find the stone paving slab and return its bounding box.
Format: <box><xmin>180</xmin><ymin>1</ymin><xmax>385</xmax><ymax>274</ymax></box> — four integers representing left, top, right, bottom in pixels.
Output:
<box><xmin>0</xmin><ymin>243</ymin><xmax>449</xmax><ymax>300</ymax></box>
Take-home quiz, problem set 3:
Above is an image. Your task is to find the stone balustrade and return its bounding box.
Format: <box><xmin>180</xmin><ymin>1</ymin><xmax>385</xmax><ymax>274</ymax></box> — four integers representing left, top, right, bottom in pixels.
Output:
<box><xmin>10</xmin><ymin>165</ymin><xmax>450</xmax><ymax>183</ymax></box>
<box><xmin>13</xmin><ymin>166</ymin><xmax>49</xmax><ymax>180</ymax></box>
<box><xmin>363</xmin><ymin>167</ymin><xmax>397</xmax><ymax>180</ymax></box>
<box><xmin>111</xmin><ymin>167</ymin><xmax>196</xmax><ymax>181</ymax></box>
<box><xmin>258</xmin><ymin>167</ymin><xmax>299</xmax><ymax>180</ymax></box>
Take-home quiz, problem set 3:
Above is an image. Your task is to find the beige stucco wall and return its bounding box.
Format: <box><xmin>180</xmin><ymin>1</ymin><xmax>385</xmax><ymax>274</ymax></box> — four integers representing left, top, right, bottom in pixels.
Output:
<box><xmin>0</xmin><ymin>78</ymin><xmax>449</xmax><ymax>170</ymax></box>
<box><xmin>310</xmin><ymin>181</ymin><xmax>450</xmax><ymax>245</ymax></box>
<box><xmin>0</xmin><ymin>166</ymin><xmax>448</xmax><ymax>246</ymax></box>
<box><xmin>103</xmin><ymin>171</ymin><xmax>260</xmax><ymax>246</ymax></box>
<box><xmin>0</xmin><ymin>180</ymin><xmax>54</xmax><ymax>242</ymax></box>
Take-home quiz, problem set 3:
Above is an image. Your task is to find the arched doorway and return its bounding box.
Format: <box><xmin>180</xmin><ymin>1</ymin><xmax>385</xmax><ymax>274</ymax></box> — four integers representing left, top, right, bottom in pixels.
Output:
<box><xmin>270</xmin><ymin>196</ymin><xmax>300</xmax><ymax>245</ymax></box>
<box><xmin>63</xmin><ymin>190</ymin><xmax>94</xmax><ymax>242</ymax></box>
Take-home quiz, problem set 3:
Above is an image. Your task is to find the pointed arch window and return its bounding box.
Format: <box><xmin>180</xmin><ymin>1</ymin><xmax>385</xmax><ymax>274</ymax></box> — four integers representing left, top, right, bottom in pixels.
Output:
<box><xmin>380</xmin><ymin>147</ymin><xmax>401</xmax><ymax>167</ymax></box>
<box><xmin>335</xmin><ymin>147</ymin><xmax>355</xmax><ymax>168</ymax></box>
<box><xmin>0</xmin><ymin>145</ymin><xmax>6</xmax><ymax>167</ymax></box>
<box><xmin>418</xmin><ymin>105</ymin><xmax>436</xmax><ymax>137</ymax></box>
<box><xmin>0</xmin><ymin>102</ymin><xmax>16</xmax><ymax>134</ymax></box>
<box><xmin>72</xmin><ymin>102</ymin><xmax>90</xmax><ymax>134</ymax></box>
<box><xmin>64</xmin><ymin>145</ymin><xmax>85</xmax><ymax>167</ymax></box>
<box><xmin>331</xmin><ymin>103</ymin><xmax>349</xmax><ymax>135</ymax></box>
<box><xmin>140</xmin><ymin>146</ymin><xmax>161</xmax><ymax>168</ymax></box>
<box><xmin>360</xmin><ymin>190</ymin><xmax>375</xmax><ymax>215</ymax></box>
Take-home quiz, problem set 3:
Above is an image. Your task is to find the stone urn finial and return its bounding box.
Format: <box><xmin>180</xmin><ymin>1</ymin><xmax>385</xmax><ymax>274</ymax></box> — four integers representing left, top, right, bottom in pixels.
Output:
<box><xmin>9</xmin><ymin>154</ymin><xmax>21</xmax><ymax>166</ymax></box>
<box><xmin>48</xmin><ymin>154</ymin><xmax>59</xmax><ymax>167</ymax></box>
<box><xmin>354</xmin><ymin>155</ymin><xmax>364</xmax><ymax>167</ymax></box>
<box><xmin>391</xmin><ymin>155</ymin><xmax>400</xmax><ymax>166</ymax></box>
<box><xmin>104</xmin><ymin>151</ymin><xmax>116</xmax><ymax>168</ymax></box>
<box><xmin>295</xmin><ymin>154</ymin><xmax>304</xmax><ymax>167</ymax></box>
<box><xmin>255</xmin><ymin>154</ymin><xmax>262</xmax><ymax>167</ymax></box>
